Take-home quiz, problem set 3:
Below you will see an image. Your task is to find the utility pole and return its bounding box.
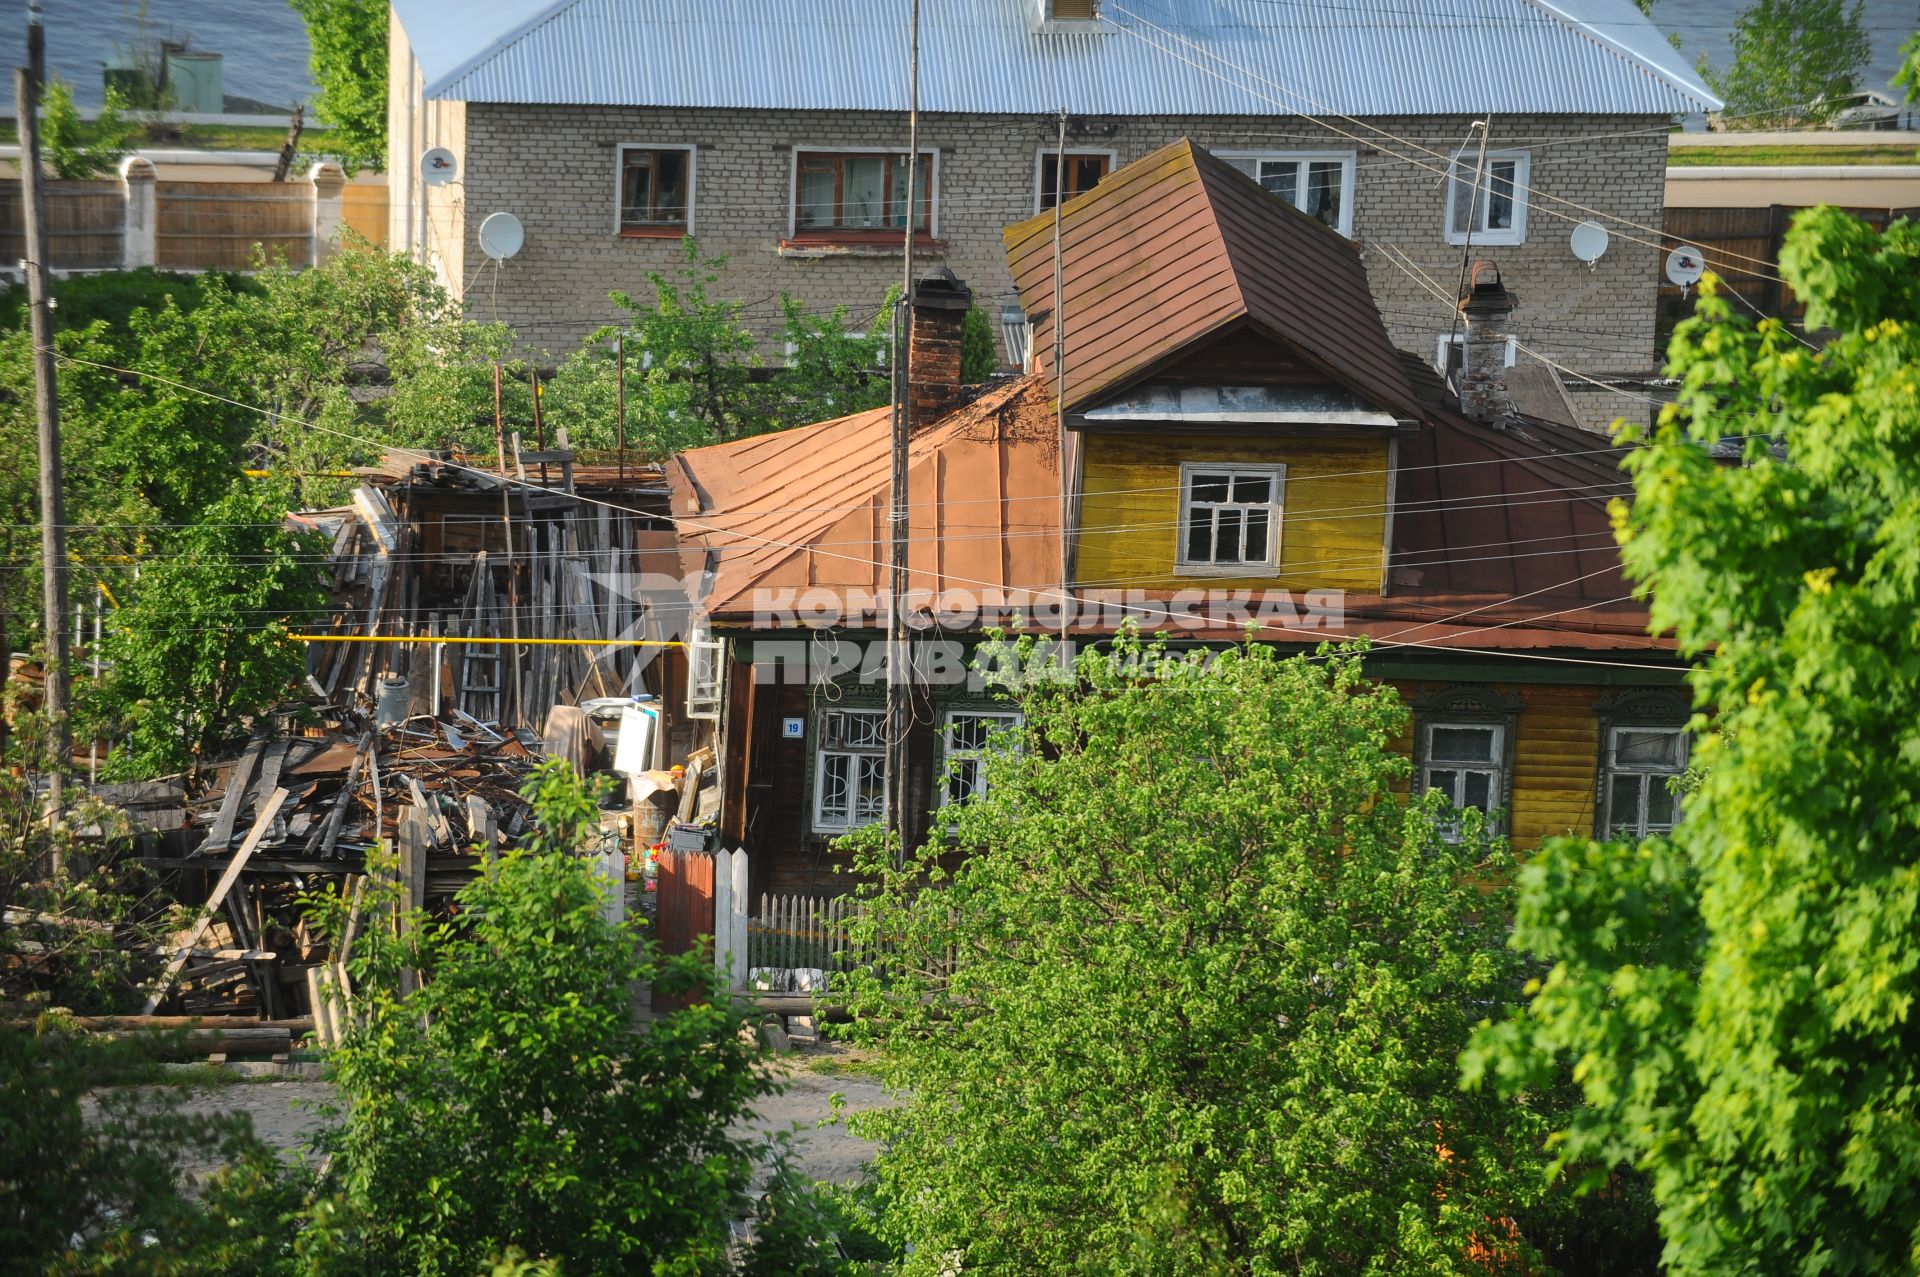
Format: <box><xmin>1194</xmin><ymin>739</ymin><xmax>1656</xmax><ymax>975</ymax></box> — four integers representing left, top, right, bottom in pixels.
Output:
<box><xmin>1051</xmin><ymin>110</ymin><xmax>1070</xmax><ymax>650</ymax></box>
<box><xmin>19</xmin><ymin>0</ymin><xmax>73</xmax><ymax>783</ymax></box>
<box><xmin>886</xmin><ymin>0</ymin><xmax>921</xmax><ymax>857</ymax></box>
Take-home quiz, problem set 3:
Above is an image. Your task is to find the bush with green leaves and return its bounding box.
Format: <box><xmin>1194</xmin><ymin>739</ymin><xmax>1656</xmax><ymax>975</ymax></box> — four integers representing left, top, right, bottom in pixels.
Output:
<box><xmin>89</xmin><ymin>486</ymin><xmax>329</xmax><ymax>779</ymax></box>
<box><xmin>838</xmin><ymin>631</ymin><xmax>1574</xmax><ymax>1275</ymax></box>
<box><xmin>1464</xmin><ymin>208</ymin><xmax>1920</xmax><ymax>1274</ymax></box>
<box><xmin>289</xmin><ymin>0</ymin><xmax>388</xmax><ymax>173</ymax></box>
<box><xmin>543</xmin><ymin>240</ymin><xmax>895</xmax><ymax>455</ymax></box>
<box><xmin>1702</xmin><ymin>0</ymin><xmax>1873</xmax><ymax>126</ymax></box>
<box><xmin>297</xmin><ymin>759</ymin><xmax>782</xmax><ymax>1276</ymax></box>
<box><xmin>39</xmin><ymin>79</ymin><xmax>139</xmax><ymax>179</ymax></box>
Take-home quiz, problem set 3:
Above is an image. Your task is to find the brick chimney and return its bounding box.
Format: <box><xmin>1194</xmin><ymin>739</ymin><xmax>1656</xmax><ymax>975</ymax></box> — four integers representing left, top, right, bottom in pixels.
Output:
<box><xmin>907</xmin><ymin>267</ymin><xmax>973</xmax><ymax>428</ymax></box>
<box><xmin>1456</xmin><ymin>260</ymin><xmax>1517</xmax><ymax>425</ymax></box>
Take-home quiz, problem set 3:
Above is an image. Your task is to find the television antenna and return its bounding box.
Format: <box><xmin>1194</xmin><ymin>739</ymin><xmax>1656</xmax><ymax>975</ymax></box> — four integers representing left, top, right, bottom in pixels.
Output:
<box><xmin>1665</xmin><ymin>245</ymin><xmax>1707</xmax><ymax>297</ymax></box>
<box><xmin>1570</xmin><ymin>220</ymin><xmax>1610</xmax><ymax>269</ymax></box>
<box><xmin>478</xmin><ymin>211</ymin><xmax>525</xmax><ymax>261</ymax></box>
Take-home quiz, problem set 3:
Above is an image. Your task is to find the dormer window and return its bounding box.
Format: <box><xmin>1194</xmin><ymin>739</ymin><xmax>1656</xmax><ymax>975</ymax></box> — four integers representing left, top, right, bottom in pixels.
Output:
<box><xmin>1177</xmin><ymin>463</ymin><xmax>1284</xmax><ymax>573</ymax></box>
<box><xmin>1033</xmin><ymin>0</ymin><xmax>1103</xmax><ymax>31</ymax></box>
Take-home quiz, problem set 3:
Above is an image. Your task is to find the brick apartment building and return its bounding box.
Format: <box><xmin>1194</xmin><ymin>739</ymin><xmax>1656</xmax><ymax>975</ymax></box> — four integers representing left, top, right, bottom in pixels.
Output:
<box><xmin>387</xmin><ymin>0</ymin><xmax>1717</xmax><ymax>433</ymax></box>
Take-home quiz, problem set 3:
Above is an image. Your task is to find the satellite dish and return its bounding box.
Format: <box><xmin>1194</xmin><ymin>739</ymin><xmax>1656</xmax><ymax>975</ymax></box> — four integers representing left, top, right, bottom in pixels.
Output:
<box><xmin>420</xmin><ymin>146</ymin><xmax>458</xmax><ymax>186</ymax></box>
<box><xmin>1570</xmin><ymin>220</ymin><xmax>1610</xmax><ymax>267</ymax></box>
<box><xmin>478</xmin><ymin>211</ymin><xmax>525</xmax><ymax>261</ymax></box>
<box><xmin>1665</xmin><ymin>245</ymin><xmax>1707</xmax><ymax>289</ymax></box>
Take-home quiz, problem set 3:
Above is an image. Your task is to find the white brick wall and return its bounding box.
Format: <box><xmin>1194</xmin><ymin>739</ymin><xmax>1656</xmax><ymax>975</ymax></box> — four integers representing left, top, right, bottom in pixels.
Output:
<box><xmin>444</xmin><ymin>104</ymin><xmax>1668</xmax><ymax>429</ymax></box>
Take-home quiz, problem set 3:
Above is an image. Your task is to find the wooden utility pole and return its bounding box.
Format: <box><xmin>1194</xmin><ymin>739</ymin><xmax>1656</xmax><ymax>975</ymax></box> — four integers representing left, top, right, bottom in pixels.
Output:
<box><xmin>886</xmin><ymin>0</ymin><xmax>921</xmax><ymax>857</ymax></box>
<box><xmin>18</xmin><ymin>0</ymin><xmax>73</xmax><ymax>779</ymax></box>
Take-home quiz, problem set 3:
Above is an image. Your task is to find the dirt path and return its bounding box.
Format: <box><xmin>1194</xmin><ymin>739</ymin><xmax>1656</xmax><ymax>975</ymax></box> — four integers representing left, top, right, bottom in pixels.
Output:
<box><xmin>147</xmin><ymin>1052</ymin><xmax>888</xmax><ymax>1185</ymax></box>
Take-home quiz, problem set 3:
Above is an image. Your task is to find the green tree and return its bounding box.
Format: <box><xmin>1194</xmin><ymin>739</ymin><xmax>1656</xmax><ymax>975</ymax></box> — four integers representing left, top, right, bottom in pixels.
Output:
<box><xmin>1702</xmin><ymin>0</ymin><xmax>1873</xmax><ymax>126</ymax></box>
<box><xmin>839</xmin><ymin>632</ymin><xmax>1564</xmax><ymax>1275</ymax></box>
<box><xmin>544</xmin><ymin>241</ymin><xmax>895</xmax><ymax>457</ymax></box>
<box><xmin>90</xmin><ymin>487</ymin><xmax>329</xmax><ymax>779</ymax></box>
<box><xmin>297</xmin><ymin>759</ymin><xmax>780</xmax><ymax>1276</ymax></box>
<box><xmin>1464</xmin><ymin>208</ymin><xmax>1920</xmax><ymax>1274</ymax></box>
<box><xmin>959</xmin><ymin>305</ymin><xmax>999</xmax><ymax>383</ymax></box>
<box><xmin>0</xmin><ymin>712</ymin><xmax>298</xmax><ymax>1275</ymax></box>
<box><xmin>40</xmin><ymin>79</ymin><xmax>138</xmax><ymax>179</ymax></box>
<box><xmin>289</xmin><ymin>0</ymin><xmax>388</xmax><ymax>173</ymax></box>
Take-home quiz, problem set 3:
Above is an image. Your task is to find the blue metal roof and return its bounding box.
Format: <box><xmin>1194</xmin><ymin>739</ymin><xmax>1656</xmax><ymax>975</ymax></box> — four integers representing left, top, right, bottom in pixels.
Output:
<box><xmin>394</xmin><ymin>0</ymin><xmax>1720</xmax><ymax>116</ymax></box>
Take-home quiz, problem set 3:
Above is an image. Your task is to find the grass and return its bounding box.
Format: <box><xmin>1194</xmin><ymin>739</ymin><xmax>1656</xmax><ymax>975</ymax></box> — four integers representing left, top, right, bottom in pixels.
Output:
<box><xmin>801</xmin><ymin>1048</ymin><xmax>886</xmax><ymax>1080</ymax></box>
<box><xmin>0</xmin><ymin>119</ymin><xmax>328</xmax><ymax>155</ymax></box>
<box><xmin>1669</xmin><ymin>143</ymin><xmax>1920</xmax><ymax>167</ymax></box>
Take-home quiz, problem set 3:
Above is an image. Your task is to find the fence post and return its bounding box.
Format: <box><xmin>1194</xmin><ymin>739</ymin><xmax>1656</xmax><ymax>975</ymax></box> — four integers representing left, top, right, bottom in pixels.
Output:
<box><xmin>309</xmin><ymin>160</ymin><xmax>346</xmax><ymax>266</ymax></box>
<box><xmin>119</xmin><ymin>155</ymin><xmax>156</xmax><ymax>269</ymax></box>
<box><xmin>726</xmin><ymin>849</ymin><xmax>749</xmax><ymax>991</ymax></box>
<box><xmin>712</xmin><ymin>848</ymin><xmax>733</xmax><ymax>986</ymax></box>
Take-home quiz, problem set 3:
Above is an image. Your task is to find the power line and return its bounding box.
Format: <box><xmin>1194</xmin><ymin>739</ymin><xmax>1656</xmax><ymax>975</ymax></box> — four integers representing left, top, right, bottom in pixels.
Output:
<box><xmin>1101</xmin><ymin>2</ymin><xmax>1795</xmax><ymax>282</ymax></box>
<box><xmin>45</xmin><ymin>349</ymin><xmax>1679</xmax><ymax>670</ymax></box>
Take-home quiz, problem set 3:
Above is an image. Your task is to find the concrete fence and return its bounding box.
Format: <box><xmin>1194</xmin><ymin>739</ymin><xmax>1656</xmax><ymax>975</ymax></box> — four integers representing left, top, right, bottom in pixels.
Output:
<box><xmin>0</xmin><ymin>157</ymin><xmax>352</xmax><ymax>278</ymax></box>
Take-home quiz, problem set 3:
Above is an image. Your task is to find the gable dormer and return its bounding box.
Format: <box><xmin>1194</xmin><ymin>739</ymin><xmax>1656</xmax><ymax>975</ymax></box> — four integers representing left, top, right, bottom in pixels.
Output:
<box><xmin>1005</xmin><ymin>141</ymin><xmax>1430</xmax><ymax>597</ymax></box>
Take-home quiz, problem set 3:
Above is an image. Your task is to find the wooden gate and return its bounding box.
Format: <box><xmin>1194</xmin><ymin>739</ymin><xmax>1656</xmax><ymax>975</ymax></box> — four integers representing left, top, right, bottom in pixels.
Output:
<box><xmin>651</xmin><ymin>849</ymin><xmax>714</xmax><ymax>1011</ymax></box>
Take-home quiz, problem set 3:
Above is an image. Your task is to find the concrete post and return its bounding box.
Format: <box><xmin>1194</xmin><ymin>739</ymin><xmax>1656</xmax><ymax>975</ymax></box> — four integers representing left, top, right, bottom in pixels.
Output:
<box><xmin>118</xmin><ymin>155</ymin><xmax>157</xmax><ymax>269</ymax></box>
<box><xmin>308</xmin><ymin>159</ymin><xmax>347</xmax><ymax>266</ymax></box>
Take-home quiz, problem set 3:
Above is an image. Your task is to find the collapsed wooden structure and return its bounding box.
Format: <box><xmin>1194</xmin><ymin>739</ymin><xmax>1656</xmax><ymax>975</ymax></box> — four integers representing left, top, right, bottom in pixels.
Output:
<box><xmin>106</xmin><ymin>448</ymin><xmax>709</xmax><ymax>1040</ymax></box>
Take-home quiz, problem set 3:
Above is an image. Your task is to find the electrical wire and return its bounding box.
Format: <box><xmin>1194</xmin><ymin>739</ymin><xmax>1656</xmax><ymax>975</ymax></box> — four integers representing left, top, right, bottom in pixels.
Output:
<box><xmin>38</xmin><ymin>348</ymin><xmax>1682</xmax><ymax>672</ymax></box>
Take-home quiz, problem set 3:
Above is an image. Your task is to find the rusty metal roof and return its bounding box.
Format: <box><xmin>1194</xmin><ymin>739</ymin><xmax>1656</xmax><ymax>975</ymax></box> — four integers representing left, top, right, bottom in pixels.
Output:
<box><xmin>670</xmin><ymin>377</ymin><xmax>1665</xmax><ymax>652</ymax></box>
<box><xmin>1387</xmin><ymin>349</ymin><xmax>1638</xmax><ymax>610</ymax></box>
<box><xmin>1006</xmin><ymin>140</ymin><xmax>1425</xmax><ymax>421</ymax></box>
<box><xmin>670</xmin><ymin>377</ymin><xmax>1063</xmax><ymax>620</ymax></box>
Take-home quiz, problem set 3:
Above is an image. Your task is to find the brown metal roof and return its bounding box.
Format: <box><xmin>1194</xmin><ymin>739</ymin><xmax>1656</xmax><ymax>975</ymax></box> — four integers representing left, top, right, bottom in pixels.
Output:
<box><xmin>670</xmin><ymin>381</ymin><xmax>1664</xmax><ymax>652</ymax></box>
<box><xmin>1388</xmin><ymin>351</ymin><xmax>1639</xmax><ymax>611</ymax></box>
<box><xmin>1005</xmin><ymin>139</ymin><xmax>1424</xmax><ymax>420</ymax></box>
<box><xmin>670</xmin><ymin>377</ymin><xmax>1063</xmax><ymax>621</ymax></box>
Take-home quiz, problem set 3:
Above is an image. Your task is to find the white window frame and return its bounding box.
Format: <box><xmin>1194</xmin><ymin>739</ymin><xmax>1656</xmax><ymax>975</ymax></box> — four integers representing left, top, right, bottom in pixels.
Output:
<box><xmin>942</xmin><ymin>708</ymin><xmax>1024</xmax><ymax>806</ymax></box>
<box><xmin>1215</xmin><ymin>149</ymin><xmax>1357</xmax><ymax>237</ymax></box>
<box><xmin>613</xmin><ymin>143</ymin><xmax>696</xmax><ymax>237</ymax></box>
<box><xmin>684</xmin><ymin>627</ymin><xmax>724</xmax><ymax>720</ymax></box>
<box><xmin>1175</xmin><ymin>462</ymin><xmax>1285</xmax><ymax>576</ymax></box>
<box><xmin>787</xmin><ymin>145</ymin><xmax>941</xmax><ymax>241</ymax></box>
<box><xmin>1434</xmin><ymin>332</ymin><xmax>1519</xmax><ymax>377</ymax></box>
<box><xmin>1445</xmin><ymin>148</ymin><xmax>1529</xmax><ymax>247</ymax></box>
<box><xmin>1419</xmin><ymin>721</ymin><xmax>1508</xmax><ymax>838</ymax></box>
<box><xmin>812</xmin><ymin>707</ymin><xmax>889</xmax><ymax>832</ymax></box>
<box><xmin>1032</xmin><ymin>147</ymin><xmax>1119</xmax><ymax>215</ymax></box>
<box><xmin>1601</xmin><ymin>725</ymin><xmax>1688</xmax><ymax>840</ymax></box>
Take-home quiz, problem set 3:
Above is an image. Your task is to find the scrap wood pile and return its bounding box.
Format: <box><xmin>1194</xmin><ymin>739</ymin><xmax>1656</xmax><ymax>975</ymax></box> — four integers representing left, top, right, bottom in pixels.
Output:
<box><xmin>302</xmin><ymin>449</ymin><xmax>679</xmax><ymax>739</ymax></box>
<box><xmin>78</xmin><ymin>451</ymin><xmax>683</xmax><ymax>1050</ymax></box>
<box><xmin>132</xmin><ymin>711</ymin><xmax>542</xmax><ymax>1037</ymax></box>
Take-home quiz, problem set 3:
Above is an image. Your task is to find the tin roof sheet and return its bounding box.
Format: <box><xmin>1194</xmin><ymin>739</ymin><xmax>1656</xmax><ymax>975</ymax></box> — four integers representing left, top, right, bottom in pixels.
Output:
<box><xmin>1006</xmin><ymin>140</ymin><xmax>1425</xmax><ymax>420</ymax></box>
<box><xmin>668</xmin><ymin>371</ymin><xmax>1665</xmax><ymax>651</ymax></box>
<box><xmin>393</xmin><ymin>0</ymin><xmax>1719</xmax><ymax>115</ymax></box>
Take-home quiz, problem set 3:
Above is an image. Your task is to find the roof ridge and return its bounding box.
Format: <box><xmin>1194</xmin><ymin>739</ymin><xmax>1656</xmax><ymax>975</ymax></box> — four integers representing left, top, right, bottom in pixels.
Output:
<box><xmin>421</xmin><ymin>0</ymin><xmax>586</xmax><ymax>100</ymax></box>
<box><xmin>1518</xmin><ymin>0</ymin><xmax>1723</xmax><ymax>111</ymax></box>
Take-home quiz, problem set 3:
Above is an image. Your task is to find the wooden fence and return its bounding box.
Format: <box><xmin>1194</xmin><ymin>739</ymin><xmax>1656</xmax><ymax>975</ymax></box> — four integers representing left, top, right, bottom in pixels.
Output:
<box><xmin>157</xmin><ymin>180</ymin><xmax>312</xmax><ymax>270</ymax></box>
<box><xmin>0</xmin><ymin>158</ymin><xmax>357</xmax><ymax>278</ymax></box>
<box><xmin>0</xmin><ymin>179</ymin><xmax>125</xmax><ymax>271</ymax></box>
<box><xmin>748</xmin><ymin>892</ymin><xmax>866</xmax><ymax>973</ymax></box>
<box><xmin>1659</xmin><ymin>204</ymin><xmax>1920</xmax><ymax>344</ymax></box>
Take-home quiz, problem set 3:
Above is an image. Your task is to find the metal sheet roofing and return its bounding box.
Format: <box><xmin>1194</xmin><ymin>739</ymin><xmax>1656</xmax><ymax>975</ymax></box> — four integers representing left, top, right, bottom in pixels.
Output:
<box><xmin>668</xmin><ymin>368</ymin><xmax>1665</xmax><ymax>651</ymax></box>
<box><xmin>1006</xmin><ymin>140</ymin><xmax>1426</xmax><ymax>420</ymax></box>
<box><xmin>669</xmin><ymin>378</ymin><xmax>1065</xmax><ymax>619</ymax></box>
<box><xmin>394</xmin><ymin>0</ymin><xmax>1719</xmax><ymax>115</ymax></box>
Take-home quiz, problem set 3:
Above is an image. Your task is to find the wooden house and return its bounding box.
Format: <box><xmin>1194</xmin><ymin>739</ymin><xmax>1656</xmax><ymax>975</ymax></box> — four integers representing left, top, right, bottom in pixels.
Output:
<box><xmin>668</xmin><ymin>140</ymin><xmax>1689</xmax><ymax>901</ymax></box>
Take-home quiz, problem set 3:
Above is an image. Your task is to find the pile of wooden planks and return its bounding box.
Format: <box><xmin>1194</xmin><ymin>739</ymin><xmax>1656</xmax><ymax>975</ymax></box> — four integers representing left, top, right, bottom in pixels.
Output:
<box><xmin>134</xmin><ymin>716</ymin><xmax>543</xmax><ymax>1022</ymax></box>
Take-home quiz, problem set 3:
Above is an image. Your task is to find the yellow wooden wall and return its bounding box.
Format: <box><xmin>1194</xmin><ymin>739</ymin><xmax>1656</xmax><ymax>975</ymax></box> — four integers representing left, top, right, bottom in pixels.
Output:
<box><xmin>1073</xmin><ymin>432</ymin><xmax>1390</xmax><ymax>593</ymax></box>
<box><xmin>1387</xmin><ymin>682</ymin><xmax>1603</xmax><ymax>853</ymax></box>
